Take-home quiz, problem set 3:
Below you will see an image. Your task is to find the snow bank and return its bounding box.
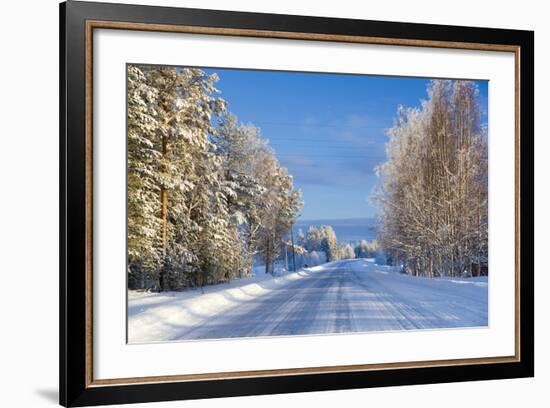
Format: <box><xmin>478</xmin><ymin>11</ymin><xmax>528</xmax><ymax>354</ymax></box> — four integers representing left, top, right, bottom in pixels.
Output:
<box><xmin>128</xmin><ymin>258</ymin><xmax>488</xmax><ymax>342</ymax></box>
<box><xmin>128</xmin><ymin>267</ymin><xmax>318</xmax><ymax>343</ymax></box>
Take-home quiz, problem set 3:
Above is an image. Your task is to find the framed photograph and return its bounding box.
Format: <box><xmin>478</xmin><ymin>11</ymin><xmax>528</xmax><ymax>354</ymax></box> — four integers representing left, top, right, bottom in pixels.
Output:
<box><xmin>60</xmin><ymin>1</ymin><xmax>534</xmax><ymax>406</ymax></box>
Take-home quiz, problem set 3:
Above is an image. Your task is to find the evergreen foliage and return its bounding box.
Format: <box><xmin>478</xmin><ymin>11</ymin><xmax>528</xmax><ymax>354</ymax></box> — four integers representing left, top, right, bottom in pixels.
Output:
<box><xmin>127</xmin><ymin>65</ymin><xmax>302</xmax><ymax>290</ymax></box>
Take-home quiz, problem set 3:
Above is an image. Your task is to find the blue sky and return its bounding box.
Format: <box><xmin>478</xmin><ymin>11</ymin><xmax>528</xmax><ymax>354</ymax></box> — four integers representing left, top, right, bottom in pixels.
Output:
<box><xmin>204</xmin><ymin>68</ymin><xmax>488</xmax><ymax>221</ymax></box>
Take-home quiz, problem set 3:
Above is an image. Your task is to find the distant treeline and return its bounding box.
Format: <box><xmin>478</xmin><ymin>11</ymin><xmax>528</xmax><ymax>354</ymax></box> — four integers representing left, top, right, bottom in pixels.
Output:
<box><xmin>127</xmin><ymin>65</ymin><xmax>302</xmax><ymax>291</ymax></box>
<box><xmin>295</xmin><ymin>226</ymin><xmax>380</xmax><ymax>263</ymax></box>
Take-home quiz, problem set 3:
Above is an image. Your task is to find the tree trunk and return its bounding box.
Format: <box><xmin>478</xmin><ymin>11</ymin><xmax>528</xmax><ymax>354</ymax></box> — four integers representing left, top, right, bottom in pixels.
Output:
<box><xmin>161</xmin><ymin>136</ymin><xmax>168</xmax><ymax>255</ymax></box>
<box><xmin>159</xmin><ymin>136</ymin><xmax>168</xmax><ymax>291</ymax></box>
<box><xmin>290</xmin><ymin>226</ymin><xmax>297</xmax><ymax>272</ymax></box>
<box><xmin>265</xmin><ymin>237</ymin><xmax>271</xmax><ymax>274</ymax></box>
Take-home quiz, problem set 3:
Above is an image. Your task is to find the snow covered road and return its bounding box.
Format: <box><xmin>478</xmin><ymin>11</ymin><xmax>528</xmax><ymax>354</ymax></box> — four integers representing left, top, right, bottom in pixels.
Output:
<box><xmin>128</xmin><ymin>259</ymin><xmax>488</xmax><ymax>343</ymax></box>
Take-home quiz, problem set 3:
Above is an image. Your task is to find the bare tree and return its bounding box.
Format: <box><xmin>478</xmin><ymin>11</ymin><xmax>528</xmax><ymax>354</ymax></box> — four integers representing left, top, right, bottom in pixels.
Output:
<box><xmin>374</xmin><ymin>80</ymin><xmax>488</xmax><ymax>278</ymax></box>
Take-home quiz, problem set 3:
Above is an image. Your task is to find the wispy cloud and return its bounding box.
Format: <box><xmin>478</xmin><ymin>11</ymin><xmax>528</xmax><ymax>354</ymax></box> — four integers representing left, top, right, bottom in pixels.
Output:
<box><xmin>271</xmin><ymin>113</ymin><xmax>388</xmax><ymax>189</ymax></box>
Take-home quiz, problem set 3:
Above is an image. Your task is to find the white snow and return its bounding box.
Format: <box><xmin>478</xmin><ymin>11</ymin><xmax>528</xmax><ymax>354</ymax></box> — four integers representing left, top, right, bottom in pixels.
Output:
<box><xmin>128</xmin><ymin>267</ymin><xmax>315</xmax><ymax>343</ymax></box>
<box><xmin>128</xmin><ymin>259</ymin><xmax>488</xmax><ymax>343</ymax></box>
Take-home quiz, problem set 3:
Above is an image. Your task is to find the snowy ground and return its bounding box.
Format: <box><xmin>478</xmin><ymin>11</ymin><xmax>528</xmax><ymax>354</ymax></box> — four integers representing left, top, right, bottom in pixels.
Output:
<box><xmin>128</xmin><ymin>259</ymin><xmax>488</xmax><ymax>343</ymax></box>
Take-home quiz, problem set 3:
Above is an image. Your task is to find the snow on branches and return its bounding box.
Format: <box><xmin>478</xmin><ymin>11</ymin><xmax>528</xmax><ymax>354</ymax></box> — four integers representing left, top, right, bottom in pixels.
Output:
<box><xmin>127</xmin><ymin>65</ymin><xmax>302</xmax><ymax>291</ymax></box>
<box><xmin>374</xmin><ymin>80</ymin><xmax>488</xmax><ymax>278</ymax></box>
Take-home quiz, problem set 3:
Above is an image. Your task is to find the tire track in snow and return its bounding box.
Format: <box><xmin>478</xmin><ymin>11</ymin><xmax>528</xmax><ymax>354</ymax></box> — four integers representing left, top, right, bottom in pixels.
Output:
<box><xmin>177</xmin><ymin>269</ymin><xmax>329</xmax><ymax>339</ymax></box>
<box><xmin>169</xmin><ymin>259</ymin><xmax>487</xmax><ymax>340</ymax></box>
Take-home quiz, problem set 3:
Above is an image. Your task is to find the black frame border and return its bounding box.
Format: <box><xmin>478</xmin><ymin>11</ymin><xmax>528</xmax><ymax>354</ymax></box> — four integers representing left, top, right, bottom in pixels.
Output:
<box><xmin>60</xmin><ymin>1</ymin><xmax>534</xmax><ymax>406</ymax></box>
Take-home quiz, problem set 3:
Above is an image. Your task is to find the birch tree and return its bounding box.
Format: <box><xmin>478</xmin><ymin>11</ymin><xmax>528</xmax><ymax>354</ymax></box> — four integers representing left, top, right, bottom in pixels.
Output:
<box><xmin>374</xmin><ymin>80</ymin><xmax>488</xmax><ymax>277</ymax></box>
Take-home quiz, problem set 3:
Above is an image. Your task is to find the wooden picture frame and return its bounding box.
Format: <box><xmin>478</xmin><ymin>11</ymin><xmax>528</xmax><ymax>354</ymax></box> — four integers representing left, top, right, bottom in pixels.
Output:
<box><xmin>60</xmin><ymin>1</ymin><xmax>534</xmax><ymax>406</ymax></box>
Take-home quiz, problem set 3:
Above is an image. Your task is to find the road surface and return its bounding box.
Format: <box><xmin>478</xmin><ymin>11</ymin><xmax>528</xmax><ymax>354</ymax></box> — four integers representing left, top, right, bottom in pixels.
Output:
<box><xmin>166</xmin><ymin>259</ymin><xmax>488</xmax><ymax>341</ymax></box>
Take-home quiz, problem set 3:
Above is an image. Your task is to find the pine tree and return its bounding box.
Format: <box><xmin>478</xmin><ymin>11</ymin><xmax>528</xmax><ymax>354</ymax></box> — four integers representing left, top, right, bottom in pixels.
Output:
<box><xmin>127</xmin><ymin>65</ymin><xmax>163</xmax><ymax>288</ymax></box>
<box><xmin>127</xmin><ymin>65</ymin><xmax>303</xmax><ymax>290</ymax></box>
<box><xmin>127</xmin><ymin>65</ymin><xmax>226</xmax><ymax>290</ymax></box>
<box><xmin>214</xmin><ymin>113</ymin><xmax>266</xmax><ymax>274</ymax></box>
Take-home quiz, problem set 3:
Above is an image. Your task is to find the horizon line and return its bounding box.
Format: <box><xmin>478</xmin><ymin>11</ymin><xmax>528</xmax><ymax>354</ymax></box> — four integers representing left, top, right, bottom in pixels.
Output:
<box><xmin>296</xmin><ymin>216</ymin><xmax>378</xmax><ymax>222</ymax></box>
